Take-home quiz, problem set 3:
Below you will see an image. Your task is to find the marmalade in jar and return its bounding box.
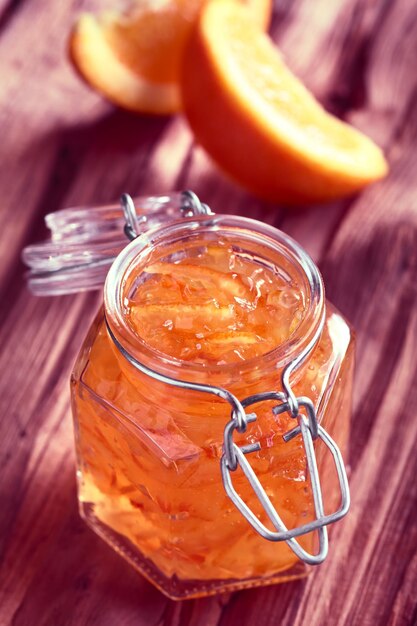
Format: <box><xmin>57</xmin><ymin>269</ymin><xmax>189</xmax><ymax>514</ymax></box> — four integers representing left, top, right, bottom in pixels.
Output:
<box><xmin>71</xmin><ymin>215</ymin><xmax>353</xmax><ymax>599</ymax></box>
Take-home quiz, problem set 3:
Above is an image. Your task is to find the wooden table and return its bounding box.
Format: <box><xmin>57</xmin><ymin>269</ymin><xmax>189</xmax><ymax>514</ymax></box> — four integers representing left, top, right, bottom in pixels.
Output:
<box><xmin>1</xmin><ymin>0</ymin><xmax>416</xmax><ymax>624</ymax></box>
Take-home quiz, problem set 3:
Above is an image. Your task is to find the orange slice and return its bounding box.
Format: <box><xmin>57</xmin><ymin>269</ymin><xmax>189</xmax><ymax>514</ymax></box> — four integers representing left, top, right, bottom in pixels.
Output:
<box><xmin>196</xmin><ymin>331</ymin><xmax>270</xmax><ymax>361</ymax></box>
<box><xmin>146</xmin><ymin>262</ymin><xmax>250</xmax><ymax>299</ymax></box>
<box><xmin>130</xmin><ymin>303</ymin><xmax>236</xmax><ymax>331</ymax></box>
<box><xmin>181</xmin><ymin>1</ymin><xmax>388</xmax><ymax>204</ymax></box>
<box><xmin>69</xmin><ymin>0</ymin><xmax>272</xmax><ymax>115</ymax></box>
<box><xmin>207</xmin><ymin>330</ymin><xmax>259</xmax><ymax>345</ymax></box>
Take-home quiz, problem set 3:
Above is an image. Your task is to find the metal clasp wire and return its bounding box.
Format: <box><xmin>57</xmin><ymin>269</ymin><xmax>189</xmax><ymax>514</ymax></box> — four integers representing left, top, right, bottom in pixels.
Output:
<box><xmin>109</xmin><ymin>191</ymin><xmax>350</xmax><ymax>566</ymax></box>
<box><xmin>121</xmin><ymin>190</ymin><xmax>211</xmax><ymax>241</ymax></box>
<box><xmin>219</xmin><ymin>311</ymin><xmax>350</xmax><ymax>565</ymax></box>
<box><xmin>221</xmin><ymin>397</ymin><xmax>350</xmax><ymax>565</ymax></box>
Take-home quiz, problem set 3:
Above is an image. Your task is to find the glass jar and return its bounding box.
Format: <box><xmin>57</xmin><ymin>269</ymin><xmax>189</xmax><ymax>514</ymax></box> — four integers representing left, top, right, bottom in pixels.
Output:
<box><xmin>23</xmin><ymin>193</ymin><xmax>353</xmax><ymax>600</ymax></box>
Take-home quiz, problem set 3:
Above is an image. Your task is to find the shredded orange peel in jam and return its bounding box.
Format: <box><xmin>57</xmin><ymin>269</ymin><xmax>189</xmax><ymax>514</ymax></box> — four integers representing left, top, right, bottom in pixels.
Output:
<box><xmin>73</xmin><ymin>239</ymin><xmax>353</xmax><ymax>585</ymax></box>
<box><xmin>126</xmin><ymin>245</ymin><xmax>306</xmax><ymax>364</ymax></box>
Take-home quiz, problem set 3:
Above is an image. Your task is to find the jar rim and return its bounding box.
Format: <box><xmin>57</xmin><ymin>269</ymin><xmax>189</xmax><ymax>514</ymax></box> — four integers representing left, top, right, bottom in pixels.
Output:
<box><xmin>104</xmin><ymin>214</ymin><xmax>325</xmax><ymax>380</ymax></box>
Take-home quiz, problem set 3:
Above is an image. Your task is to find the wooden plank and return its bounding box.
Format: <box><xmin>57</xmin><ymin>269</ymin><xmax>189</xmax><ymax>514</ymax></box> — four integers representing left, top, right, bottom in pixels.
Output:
<box><xmin>0</xmin><ymin>0</ymin><xmax>416</xmax><ymax>624</ymax></box>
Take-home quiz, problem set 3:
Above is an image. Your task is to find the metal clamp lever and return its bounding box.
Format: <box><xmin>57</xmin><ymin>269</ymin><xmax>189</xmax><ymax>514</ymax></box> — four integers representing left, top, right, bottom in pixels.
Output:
<box><xmin>220</xmin><ymin>392</ymin><xmax>350</xmax><ymax>565</ymax></box>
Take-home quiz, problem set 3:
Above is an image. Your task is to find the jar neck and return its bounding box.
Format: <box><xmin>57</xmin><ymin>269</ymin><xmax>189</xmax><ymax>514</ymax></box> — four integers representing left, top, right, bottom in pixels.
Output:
<box><xmin>104</xmin><ymin>214</ymin><xmax>325</xmax><ymax>389</ymax></box>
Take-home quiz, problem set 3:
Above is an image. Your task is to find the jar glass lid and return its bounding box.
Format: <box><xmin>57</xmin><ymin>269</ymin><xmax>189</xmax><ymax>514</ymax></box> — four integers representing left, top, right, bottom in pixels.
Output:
<box><xmin>22</xmin><ymin>191</ymin><xmax>212</xmax><ymax>296</ymax></box>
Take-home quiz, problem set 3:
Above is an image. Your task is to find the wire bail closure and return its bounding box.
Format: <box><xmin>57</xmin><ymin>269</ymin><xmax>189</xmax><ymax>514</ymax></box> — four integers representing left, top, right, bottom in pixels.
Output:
<box><xmin>122</xmin><ymin>190</ymin><xmax>212</xmax><ymax>241</ymax></box>
<box><xmin>121</xmin><ymin>193</ymin><xmax>142</xmax><ymax>240</ymax></box>
<box><xmin>107</xmin><ymin>191</ymin><xmax>351</xmax><ymax>566</ymax></box>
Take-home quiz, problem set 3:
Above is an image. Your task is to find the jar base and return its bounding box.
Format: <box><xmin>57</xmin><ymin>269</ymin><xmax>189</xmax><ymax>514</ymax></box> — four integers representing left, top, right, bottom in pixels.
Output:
<box><xmin>79</xmin><ymin>501</ymin><xmax>309</xmax><ymax>600</ymax></box>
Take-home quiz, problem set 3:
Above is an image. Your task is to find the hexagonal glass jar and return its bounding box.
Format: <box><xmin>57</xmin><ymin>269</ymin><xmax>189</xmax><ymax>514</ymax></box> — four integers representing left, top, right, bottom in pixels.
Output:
<box><xmin>70</xmin><ymin>214</ymin><xmax>354</xmax><ymax>599</ymax></box>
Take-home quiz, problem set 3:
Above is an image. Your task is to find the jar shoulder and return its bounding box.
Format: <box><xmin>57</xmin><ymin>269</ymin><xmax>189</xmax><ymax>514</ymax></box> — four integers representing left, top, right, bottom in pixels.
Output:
<box><xmin>324</xmin><ymin>299</ymin><xmax>355</xmax><ymax>357</ymax></box>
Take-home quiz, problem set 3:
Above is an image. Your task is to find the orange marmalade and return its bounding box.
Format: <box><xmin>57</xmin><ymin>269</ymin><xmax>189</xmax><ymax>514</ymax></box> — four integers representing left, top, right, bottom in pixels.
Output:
<box><xmin>71</xmin><ymin>216</ymin><xmax>354</xmax><ymax>599</ymax></box>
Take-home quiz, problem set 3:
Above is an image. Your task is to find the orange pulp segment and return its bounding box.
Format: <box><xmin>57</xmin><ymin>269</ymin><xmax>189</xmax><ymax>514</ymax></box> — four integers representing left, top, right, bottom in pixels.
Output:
<box><xmin>181</xmin><ymin>1</ymin><xmax>388</xmax><ymax>203</ymax></box>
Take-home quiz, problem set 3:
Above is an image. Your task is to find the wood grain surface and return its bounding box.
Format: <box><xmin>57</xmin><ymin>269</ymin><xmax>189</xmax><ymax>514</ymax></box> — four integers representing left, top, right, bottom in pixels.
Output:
<box><xmin>1</xmin><ymin>0</ymin><xmax>417</xmax><ymax>624</ymax></box>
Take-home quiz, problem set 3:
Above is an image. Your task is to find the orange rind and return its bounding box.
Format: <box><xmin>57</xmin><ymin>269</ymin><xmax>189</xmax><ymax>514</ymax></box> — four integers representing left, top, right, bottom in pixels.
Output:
<box><xmin>146</xmin><ymin>262</ymin><xmax>251</xmax><ymax>299</ymax></box>
<box><xmin>130</xmin><ymin>302</ymin><xmax>236</xmax><ymax>332</ymax></box>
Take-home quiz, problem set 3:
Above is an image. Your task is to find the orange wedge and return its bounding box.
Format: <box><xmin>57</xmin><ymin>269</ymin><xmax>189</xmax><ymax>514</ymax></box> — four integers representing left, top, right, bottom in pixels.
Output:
<box><xmin>69</xmin><ymin>0</ymin><xmax>272</xmax><ymax>115</ymax></box>
<box><xmin>181</xmin><ymin>1</ymin><xmax>388</xmax><ymax>204</ymax></box>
